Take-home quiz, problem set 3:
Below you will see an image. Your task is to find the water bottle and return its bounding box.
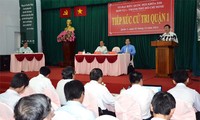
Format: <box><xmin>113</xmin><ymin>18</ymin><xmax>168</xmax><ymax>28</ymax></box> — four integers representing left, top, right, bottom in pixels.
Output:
<box><xmin>83</xmin><ymin>49</ymin><xmax>85</xmax><ymax>54</ymax></box>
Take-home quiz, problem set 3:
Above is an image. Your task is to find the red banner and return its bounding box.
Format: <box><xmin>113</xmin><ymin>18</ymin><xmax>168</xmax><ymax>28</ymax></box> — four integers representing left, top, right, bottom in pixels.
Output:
<box><xmin>60</xmin><ymin>8</ymin><xmax>71</xmax><ymax>18</ymax></box>
<box><xmin>108</xmin><ymin>0</ymin><xmax>174</xmax><ymax>36</ymax></box>
<box><xmin>74</xmin><ymin>6</ymin><xmax>87</xmax><ymax>17</ymax></box>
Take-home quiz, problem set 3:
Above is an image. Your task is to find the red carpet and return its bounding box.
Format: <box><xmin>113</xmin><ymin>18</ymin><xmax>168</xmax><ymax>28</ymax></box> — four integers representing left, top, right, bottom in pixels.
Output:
<box><xmin>0</xmin><ymin>66</ymin><xmax>200</xmax><ymax>94</ymax></box>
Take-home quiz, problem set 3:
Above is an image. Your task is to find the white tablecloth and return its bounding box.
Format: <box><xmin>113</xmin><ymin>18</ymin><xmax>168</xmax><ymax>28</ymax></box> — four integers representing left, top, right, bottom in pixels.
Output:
<box><xmin>75</xmin><ymin>54</ymin><xmax>130</xmax><ymax>76</ymax></box>
<box><xmin>10</xmin><ymin>53</ymin><xmax>45</xmax><ymax>72</ymax></box>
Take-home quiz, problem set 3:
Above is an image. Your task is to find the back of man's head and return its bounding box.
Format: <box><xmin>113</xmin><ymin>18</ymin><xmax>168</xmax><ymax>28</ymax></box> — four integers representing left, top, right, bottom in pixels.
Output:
<box><xmin>129</xmin><ymin>71</ymin><xmax>142</xmax><ymax>84</ymax></box>
<box><xmin>172</xmin><ymin>70</ymin><xmax>188</xmax><ymax>83</ymax></box>
<box><xmin>14</xmin><ymin>94</ymin><xmax>52</xmax><ymax>120</ymax></box>
<box><xmin>10</xmin><ymin>73</ymin><xmax>29</xmax><ymax>89</ymax></box>
<box><xmin>64</xmin><ymin>80</ymin><xmax>84</xmax><ymax>101</ymax></box>
<box><xmin>62</xmin><ymin>66</ymin><xmax>75</xmax><ymax>79</ymax></box>
<box><xmin>39</xmin><ymin>66</ymin><xmax>51</xmax><ymax>76</ymax></box>
<box><xmin>89</xmin><ymin>68</ymin><xmax>103</xmax><ymax>81</ymax></box>
<box><xmin>151</xmin><ymin>91</ymin><xmax>176</xmax><ymax>116</ymax></box>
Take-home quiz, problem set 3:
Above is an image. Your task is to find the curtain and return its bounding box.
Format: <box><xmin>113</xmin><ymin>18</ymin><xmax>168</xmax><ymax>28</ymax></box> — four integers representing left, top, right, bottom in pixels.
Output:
<box><xmin>42</xmin><ymin>0</ymin><xmax>200</xmax><ymax>72</ymax></box>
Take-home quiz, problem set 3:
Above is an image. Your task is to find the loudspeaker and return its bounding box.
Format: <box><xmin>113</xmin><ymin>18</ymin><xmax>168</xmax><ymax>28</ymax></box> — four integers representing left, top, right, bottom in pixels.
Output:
<box><xmin>0</xmin><ymin>55</ymin><xmax>10</xmax><ymax>71</ymax></box>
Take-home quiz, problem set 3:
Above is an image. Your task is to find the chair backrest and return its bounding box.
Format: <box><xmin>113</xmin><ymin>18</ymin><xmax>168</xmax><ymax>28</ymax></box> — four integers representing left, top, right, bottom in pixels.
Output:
<box><xmin>112</xmin><ymin>47</ymin><xmax>120</xmax><ymax>53</ymax></box>
<box><xmin>43</xmin><ymin>88</ymin><xmax>61</xmax><ymax>107</ymax></box>
<box><xmin>0</xmin><ymin>102</ymin><xmax>14</xmax><ymax>120</ymax></box>
<box><xmin>170</xmin><ymin>99</ymin><xmax>196</xmax><ymax>120</ymax></box>
<box><xmin>82</xmin><ymin>90</ymin><xmax>99</xmax><ymax>117</ymax></box>
<box><xmin>95</xmin><ymin>115</ymin><xmax>119</xmax><ymax>120</ymax></box>
<box><xmin>115</xmin><ymin>93</ymin><xmax>142</xmax><ymax>120</ymax></box>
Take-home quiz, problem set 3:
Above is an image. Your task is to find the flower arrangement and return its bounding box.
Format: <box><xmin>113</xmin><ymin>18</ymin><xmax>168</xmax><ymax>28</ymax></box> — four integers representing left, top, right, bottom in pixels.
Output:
<box><xmin>57</xmin><ymin>30</ymin><xmax>75</xmax><ymax>42</ymax></box>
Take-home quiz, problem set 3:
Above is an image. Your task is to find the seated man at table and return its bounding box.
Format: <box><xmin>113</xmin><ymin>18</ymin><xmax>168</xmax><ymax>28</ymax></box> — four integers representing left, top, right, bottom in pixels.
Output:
<box><xmin>120</xmin><ymin>38</ymin><xmax>136</xmax><ymax>60</ymax></box>
<box><xmin>95</xmin><ymin>41</ymin><xmax>108</xmax><ymax>54</ymax></box>
<box><xmin>84</xmin><ymin>68</ymin><xmax>115</xmax><ymax>116</ymax></box>
<box><xmin>19</xmin><ymin>40</ymin><xmax>33</xmax><ymax>53</ymax></box>
<box><xmin>0</xmin><ymin>72</ymin><xmax>29</xmax><ymax>109</ymax></box>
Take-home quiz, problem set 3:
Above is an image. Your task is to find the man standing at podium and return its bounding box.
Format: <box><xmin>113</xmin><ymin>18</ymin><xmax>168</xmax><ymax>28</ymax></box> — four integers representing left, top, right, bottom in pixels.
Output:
<box><xmin>159</xmin><ymin>24</ymin><xmax>178</xmax><ymax>43</ymax></box>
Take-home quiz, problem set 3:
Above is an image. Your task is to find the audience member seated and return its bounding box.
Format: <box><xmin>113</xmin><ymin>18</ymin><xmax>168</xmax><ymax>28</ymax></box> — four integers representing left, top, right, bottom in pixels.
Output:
<box><xmin>29</xmin><ymin>66</ymin><xmax>60</xmax><ymax>106</ymax></box>
<box><xmin>57</xmin><ymin>80</ymin><xmax>95</xmax><ymax>120</ymax></box>
<box><xmin>56</xmin><ymin>66</ymin><xmax>75</xmax><ymax>105</ymax></box>
<box><xmin>0</xmin><ymin>72</ymin><xmax>29</xmax><ymax>109</ymax></box>
<box><xmin>151</xmin><ymin>91</ymin><xmax>176</xmax><ymax>120</ymax></box>
<box><xmin>14</xmin><ymin>94</ymin><xmax>54</xmax><ymax>120</ymax></box>
<box><xmin>84</xmin><ymin>68</ymin><xmax>116</xmax><ymax>116</ymax></box>
<box><xmin>95</xmin><ymin>41</ymin><xmax>108</xmax><ymax>54</ymax></box>
<box><xmin>122</xmin><ymin>71</ymin><xmax>154</xmax><ymax>120</ymax></box>
<box><xmin>168</xmin><ymin>70</ymin><xmax>200</xmax><ymax>111</ymax></box>
<box><xmin>19</xmin><ymin>40</ymin><xmax>33</xmax><ymax>53</ymax></box>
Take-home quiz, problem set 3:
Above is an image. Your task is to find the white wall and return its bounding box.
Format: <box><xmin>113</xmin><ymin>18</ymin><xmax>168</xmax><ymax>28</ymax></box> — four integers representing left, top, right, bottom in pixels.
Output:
<box><xmin>0</xmin><ymin>0</ymin><xmax>42</xmax><ymax>55</ymax></box>
<box><xmin>36</xmin><ymin>0</ymin><xmax>42</xmax><ymax>52</ymax></box>
<box><xmin>0</xmin><ymin>0</ymin><xmax>20</xmax><ymax>55</ymax></box>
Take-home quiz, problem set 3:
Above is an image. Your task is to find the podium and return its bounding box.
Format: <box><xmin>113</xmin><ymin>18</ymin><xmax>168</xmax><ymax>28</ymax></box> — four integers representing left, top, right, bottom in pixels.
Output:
<box><xmin>62</xmin><ymin>41</ymin><xmax>76</xmax><ymax>67</ymax></box>
<box><xmin>151</xmin><ymin>41</ymin><xmax>178</xmax><ymax>77</ymax></box>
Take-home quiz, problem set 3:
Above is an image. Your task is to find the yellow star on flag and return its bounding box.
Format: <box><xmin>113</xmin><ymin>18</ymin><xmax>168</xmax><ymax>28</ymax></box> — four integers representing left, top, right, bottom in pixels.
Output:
<box><xmin>77</xmin><ymin>8</ymin><xmax>83</xmax><ymax>14</ymax></box>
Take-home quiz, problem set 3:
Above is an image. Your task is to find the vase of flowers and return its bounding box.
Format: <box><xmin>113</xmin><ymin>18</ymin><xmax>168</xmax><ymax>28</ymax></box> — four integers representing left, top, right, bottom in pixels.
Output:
<box><xmin>57</xmin><ymin>30</ymin><xmax>75</xmax><ymax>42</ymax></box>
<box><xmin>57</xmin><ymin>19</ymin><xmax>76</xmax><ymax>67</ymax></box>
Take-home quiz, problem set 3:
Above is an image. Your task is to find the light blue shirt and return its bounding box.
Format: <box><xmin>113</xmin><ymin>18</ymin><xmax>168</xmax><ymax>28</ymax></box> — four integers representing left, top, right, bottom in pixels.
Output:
<box><xmin>57</xmin><ymin>101</ymin><xmax>95</xmax><ymax>120</ymax></box>
<box><xmin>120</xmin><ymin>44</ymin><xmax>136</xmax><ymax>56</ymax></box>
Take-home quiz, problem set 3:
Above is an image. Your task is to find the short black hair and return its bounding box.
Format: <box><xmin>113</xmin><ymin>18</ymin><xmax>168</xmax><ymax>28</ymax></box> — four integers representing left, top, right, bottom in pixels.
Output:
<box><xmin>14</xmin><ymin>94</ymin><xmax>52</xmax><ymax>120</ymax></box>
<box><xmin>23</xmin><ymin>40</ymin><xmax>28</xmax><ymax>45</ymax></box>
<box><xmin>39</xmin><ymin>66</ymin><xmax>51</xmax><ymax>76</ymax></box>
<box><xmin>89</xmin><ymin>68</ymin><xmax>103</xmax><ymax>81</ymax></box>
<box><xmin>64</xmin><ymin>80</ymin><xmax>84</xmax><ymax>101</ymax></box>
<box><xmin>10</xmin><ymin>73</ymin><xmax>29</xmax><ymax>88</ymax></box>
<box><xmin>151</xmin><ymin>91</ymin><xmax>176</xmax><ymax>115</ymax></box>
<box><xmin>129</xmin><ymin>71</ymin><xmax>143</xmax><ymax>84</ymax></box>
<box><xmin>164</xmin><ymin>24</ymin><xmax>171</xmax><ymax>29</ymax></box>
<box><xmin>62</xmin><ymin>66</ymin><xmax>75</xmax><ymax>79</ymax></box>
<box><xmin>172</xmin><ymin>70</ymin><xmax>188</xmax><ymax>83</ymax></box>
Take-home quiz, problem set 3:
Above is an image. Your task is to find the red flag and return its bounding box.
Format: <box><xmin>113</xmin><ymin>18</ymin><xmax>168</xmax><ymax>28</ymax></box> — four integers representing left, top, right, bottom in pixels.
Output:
<box><xmin>60</xmin><ymin>8</ymin><xmax>71</xmax><ymax>18</ymax></box>
<box><xmin>74</xmin><ymin>6</ymin><xmax>87</xmax><ymax>17</ymax></box>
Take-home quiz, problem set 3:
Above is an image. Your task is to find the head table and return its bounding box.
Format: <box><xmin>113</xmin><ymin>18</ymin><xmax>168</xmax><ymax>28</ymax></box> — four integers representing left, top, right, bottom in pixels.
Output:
<box><xmin>10</xmin><ymin>53</ymin><xmax>45</xmax><ymax>72</ymax></box>
<box><xmin>75</xmin><ymin>54</ymin><xmax>130</xmax><ymax>76</ymax></box>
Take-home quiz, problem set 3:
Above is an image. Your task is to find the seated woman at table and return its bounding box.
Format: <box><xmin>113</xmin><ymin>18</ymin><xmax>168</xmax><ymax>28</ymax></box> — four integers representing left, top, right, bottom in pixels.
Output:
<box><xmin>19</xmin><ymin>41</ymin><xmax>33</xmax><ymax>53</ymax></box>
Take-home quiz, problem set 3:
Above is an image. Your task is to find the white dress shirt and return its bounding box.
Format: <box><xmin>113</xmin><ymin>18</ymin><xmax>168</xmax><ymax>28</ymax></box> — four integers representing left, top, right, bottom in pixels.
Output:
<box><xmin>56</xmin><ymin>79</ymin><xmax>73</xmax><ymax>105</ymax></box>
<box><xmin>84</xmin><ymin>80</ymin><xmax>115</xmax><ymax>110</ymax></box>
<box><xmin>19</xmin><ymin>47</ymin><xmax>33</xmax><ymax>53</ymax></box>
<box><xmin>124</xmin><ymin>84</ymin><xmax>154</xmax><ymax>119</ymax></box>
<box><xmin>151</xmin><ymin>117</ymin><xmax>166</xmax><ymax>120</ymax></box>
<box><xmin>0</xmin><ymin>89</ymin><xmax>21</xmax><ymax>109</ymax></box>
<box><xmin>160</xmin><ymin>31</ymin><xmax>178</xmax><ymax>43</ymax></box>
<box><xmin>95</xmin><ymin>46</ymin><xmax>108</xmax><ymax>53</ymax></box>
<box><xmin>168</xmin><ymin>83</ymin><xmax>200</xmax><ymax>111</ymax></box>
<box><xmin>57</xmin><ymin>101</ymin><xmax>95</xmax><ymax>120</ymax></box>
<box><xmin>53</xmin><ymin>111</ymin><xmax>76</xmax><ymax>120</ymax></box>
<box><xmin>29</xmin><ymin>74</ymin><xmax>56</xmax><ymax>93</ymax></box>
<box><xmin>29</xmin><ymin>74</ymin><xmax>60</xmax><ymax>106</ymax></box>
